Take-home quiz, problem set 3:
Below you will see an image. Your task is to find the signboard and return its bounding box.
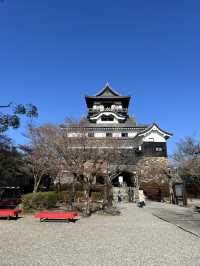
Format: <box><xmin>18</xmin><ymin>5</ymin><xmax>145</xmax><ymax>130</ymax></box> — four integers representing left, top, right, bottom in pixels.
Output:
<box><xmin>118</xmin><ymin>176</ymin><xmax>123</xmax><ymax>184</ymax></box>
<box><xmin>174</xmin><ymin>184</ymin><xmax>184</xmax><ymax>197</ymax></box>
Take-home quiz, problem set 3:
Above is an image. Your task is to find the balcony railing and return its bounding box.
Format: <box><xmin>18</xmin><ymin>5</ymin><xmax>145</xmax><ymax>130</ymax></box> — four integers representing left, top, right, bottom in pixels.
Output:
<box><xmin>88</xmin><ymin>107</ymin><xmax>128</xmax><ymax>113</ymax></box>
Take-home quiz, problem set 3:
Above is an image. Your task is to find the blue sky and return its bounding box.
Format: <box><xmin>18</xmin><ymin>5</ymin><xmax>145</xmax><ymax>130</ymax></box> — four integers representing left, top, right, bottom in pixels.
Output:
<box><xmin>0</xmin><ymin>0</ymin><xmax>200</xmax><ymax>154</ymax></box>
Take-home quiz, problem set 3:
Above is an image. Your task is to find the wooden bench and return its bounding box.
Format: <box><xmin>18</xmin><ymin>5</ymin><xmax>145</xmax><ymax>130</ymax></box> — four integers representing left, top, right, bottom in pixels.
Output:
<box><xmin>0</xmin><ymin>209</ymin><xmax>22</xmax><ymax>220</ymax></box>
<box><xmin>34</xmin><ymin>211</ymin><xmax>80</xmax><ymax>222</ymax></box>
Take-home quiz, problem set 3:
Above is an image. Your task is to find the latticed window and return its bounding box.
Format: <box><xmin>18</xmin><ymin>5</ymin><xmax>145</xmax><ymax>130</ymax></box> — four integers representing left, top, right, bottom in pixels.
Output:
<box><xmin>106</xmin><ymin>132</ymin><xmax>112</xmax><ymax>137</ymax></box>
<box><xmin>88</xmin><ymin>132</ymin><xmax>94</xmax><ymax>137</ymax></box>
<box><xmin>156</xmin><ymin>147</ymin><xmax>163</xmax><ymax>152</ymax></box>
<box><xmin>101</xmin><ymin>115</ymin><xmax>114</xmax><ymax>121</ymax></box>
<box><xmin>121</xmin><ymin>132</ymin><xmax>128</xmax><ymax>138</ymax></box>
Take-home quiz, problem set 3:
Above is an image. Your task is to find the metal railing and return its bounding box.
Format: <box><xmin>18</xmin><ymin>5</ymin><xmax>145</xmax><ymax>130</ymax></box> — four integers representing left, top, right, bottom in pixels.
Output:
<box><xmin>88</xmin><ymin>107</ymin><xmax>128</xmax><ymax>113</ymax></box>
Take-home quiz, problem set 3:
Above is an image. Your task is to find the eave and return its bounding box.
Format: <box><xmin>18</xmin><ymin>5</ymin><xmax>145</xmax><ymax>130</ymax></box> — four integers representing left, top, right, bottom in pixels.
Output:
<box><xmin>85</xmin><ymin>96</ymin><xmax>131</xmax><ymax>108</ymax></box>
<box><xmin>136</xmin><ymin>123</ymin><xmax>173</xmax><ymax>139</ymax></box>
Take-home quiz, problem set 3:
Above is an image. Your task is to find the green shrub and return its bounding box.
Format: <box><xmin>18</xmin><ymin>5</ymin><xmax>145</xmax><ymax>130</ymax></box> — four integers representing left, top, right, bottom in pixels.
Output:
<box><xmin>60</xmin><ymin>183</ymin><xmax>84</xmax><ymax>191</ymax></box>
<box><xmin>91</xmin><ymin>192</ymin><xmax>104</xmax><ymax>202</ymax></box>
<box><xmin>75</xmin><ymin>191</ymin><xmax>85</xmax><ymax>201</ymax></box>
<box><xmin>59</xmin><ymin>191</ymin><xmax>72</xmax><ymax>203</ymax></box>
<box><xmin>59</xmin><ymin>191</ymin><xmax>104</xmax><ymax>203</ymax></box>
<box><xmin>22</xmin><ymin>192</ymin><xmax>57</xmax><ymax>211</ymax></box>
<box><xmin>59</xmin><ymin>191</ymin><xmax>85</xmax><ymax>203</ymax></box>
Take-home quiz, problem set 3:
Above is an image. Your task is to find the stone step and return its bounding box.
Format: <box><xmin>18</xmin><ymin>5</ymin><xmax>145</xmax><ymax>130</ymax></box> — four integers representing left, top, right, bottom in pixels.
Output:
<box><xmin>112</xmin><ymin>187</ymin><xmax>138</xmax><ymax>202</ymax></box>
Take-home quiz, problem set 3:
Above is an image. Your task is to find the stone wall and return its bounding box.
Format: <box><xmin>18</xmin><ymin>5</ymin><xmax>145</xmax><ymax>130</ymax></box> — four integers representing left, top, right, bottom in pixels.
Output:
<box><xmin>135</xmin><ymin>156</ymin><xmax>168</xmax><ymax>183</ymax></box>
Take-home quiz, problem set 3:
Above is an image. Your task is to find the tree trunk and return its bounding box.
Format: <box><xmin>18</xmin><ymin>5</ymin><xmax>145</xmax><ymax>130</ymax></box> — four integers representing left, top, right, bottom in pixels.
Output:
<box><xmin>33</xmin><ymin>179</ymin><xmax>40</xmax><ymax>193</ymax></box>
<box><xmin>33</xmin><ymin>173</ymin><xmax>44</xmax><ymax>193</ymax></box>
<box><xmin>84</xmin><ymin>185</ymin><xmax>91</xmax><ymax>216</ymax></box>
<box><xmin>107</xmin><ymin>183</ymin><xmax>113</xmax><ymax>208</ymax></box>
<box><xmin>103</xmin><ymin>184</ymin><xmax>107</xmax><ymax>205</ymax></box>
<box><xmin>103</xmin><ymin>176</ymin><xmax>113</xmax><ymax>209</ymax></box>
<box><xmin>103</xmin><ymin>176</ymin><xmax>108</xmax><ymax>207</ymax></box>
<box><xmin>134</xmin><ymin>174</ymin><xmax>140</xmax><ymax>202</ymax></box>
<box><xmin>168</xmin><ymin>178</ymin><xmax>174</xmax><ymax>204</ymax></box>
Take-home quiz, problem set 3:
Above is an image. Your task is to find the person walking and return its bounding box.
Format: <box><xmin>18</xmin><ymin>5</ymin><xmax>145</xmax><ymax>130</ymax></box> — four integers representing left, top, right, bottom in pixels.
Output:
<box><xmin>128</xmin><ymin>188</ymin><xmax>131</xmax><ymax>202</ymax></box>
<box><xmin>138</xmin><ymin>189</ymin><xmax>145</xmax><ymax>208</ymax></box>
<box><xmin>118</xmin><ymin>190</ymin><xmax>122</xmax><ymax>203</ymax></box>
<box><xmin>131</xmin><ymin>188</ymin><xmax>134</xmax><ymax>202</ymax></box>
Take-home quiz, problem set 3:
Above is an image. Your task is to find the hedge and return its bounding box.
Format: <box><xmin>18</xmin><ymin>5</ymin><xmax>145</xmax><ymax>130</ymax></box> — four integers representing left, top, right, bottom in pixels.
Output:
<box><xmin>59</xmin><ymin>191</ymin><xmax>104</xmax><ymax>203</ymax></box>
<box><xmin>22</xmin><ymin>191</ymin><xmax>105</xmax><ymax>211</ymax></box>
<box><xmin>91</xmin><ymin>192</ymin><xmax>104</xmax><ymax>202</ymax></box>
<box><xmin>22</xmin><ymin>192</ymin><xmax>57</xmax><ymax>211</ymax></box>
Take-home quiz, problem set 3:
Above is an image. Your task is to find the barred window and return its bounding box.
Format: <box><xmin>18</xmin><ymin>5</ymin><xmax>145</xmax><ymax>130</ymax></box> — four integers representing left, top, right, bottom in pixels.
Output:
<box><xmin>106</xmin><ymin>132</ymin><xmax>112</xmax><ymax>137</ymax></box>
<box><xmin>121</xmin><ymin>132</ymin><xmax>128</xmax><ymax>138</ymax></box>
<box><xmin>101</xmin><ymin>115</ymin><xmax>114</xmax><ymax>121</ymax></box>
<box><xmin>88</xmin><ymin>132</ymin><xmax>94</xmax><ymax>137</ymax></box>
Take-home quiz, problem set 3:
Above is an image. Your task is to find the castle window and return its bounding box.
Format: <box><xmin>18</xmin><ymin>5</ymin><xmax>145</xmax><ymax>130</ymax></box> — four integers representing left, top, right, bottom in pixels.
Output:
<box><xmin>101</xmin><ymin>115</ymin><xmax>114</xmax><ymax>122</ymax></box>
<box><xmin>104</xmin><ymin>103</ymin><xmax>111</xmax><ymax>108</ymax></box>
<box><xmin>88</xmin><ymin>132</ymin><xmax>94</xmax><ymax>137</ymax></box>
<box><xmin>156</xmin><ymin>147</ymin><xmax>163</xmax><ymax>152</ymax></box>
<box><xmin>149</xmin><ymin>138</ymin><xmax>154</xmax><ymax>142</ymax></box>
<box><xmin>106</xmin><ymin>132</ymin><xmax>112</xmax><ymax>137</ymax></box>
<box><xmin>121</xmin><ymin>132</ymin><xmax>128</xmax><ymax>138</ymax></box>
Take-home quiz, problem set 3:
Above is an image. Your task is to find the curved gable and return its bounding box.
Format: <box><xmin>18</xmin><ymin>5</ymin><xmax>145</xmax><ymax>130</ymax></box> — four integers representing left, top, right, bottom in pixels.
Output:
<box><xmin>90</xmin><ymin>111</ymin><xmax>126</xmax><ymax>121</ymax></box>
<box><xmin>137</xmin><ymin>123</ymin><xmax>172</xmax><ymax>141</ymax></box>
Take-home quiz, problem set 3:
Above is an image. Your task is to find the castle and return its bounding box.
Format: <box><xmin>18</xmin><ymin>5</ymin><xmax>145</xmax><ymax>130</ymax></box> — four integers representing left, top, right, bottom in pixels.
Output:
<box><xmin>59</xmin><ymin>83</ymin><xmax>172</xmax><ymax>201</ymax></box>
<box><xmin>72</xmin><ymin>83</ymin><xmax>172</xmax><ymax>189</ymax></box>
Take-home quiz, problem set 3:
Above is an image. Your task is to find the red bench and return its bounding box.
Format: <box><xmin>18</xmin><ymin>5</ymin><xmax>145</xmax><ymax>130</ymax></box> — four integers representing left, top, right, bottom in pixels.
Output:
<box><xmin>0</xmin><ymin>209</ymin><xmax>22</xmax><ymax>219</ymax></box>
<box><xmin>34</xmin><ymin>211</ymin><xmax>80</xmax><ymax>222</ymax></box>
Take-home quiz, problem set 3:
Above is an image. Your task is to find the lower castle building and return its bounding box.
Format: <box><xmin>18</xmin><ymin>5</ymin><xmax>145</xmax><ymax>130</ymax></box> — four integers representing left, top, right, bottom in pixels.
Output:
<box><xmin>63</xmin><ymin>84</ymin><xmax>172</xmax><ymax>196</ymax></box>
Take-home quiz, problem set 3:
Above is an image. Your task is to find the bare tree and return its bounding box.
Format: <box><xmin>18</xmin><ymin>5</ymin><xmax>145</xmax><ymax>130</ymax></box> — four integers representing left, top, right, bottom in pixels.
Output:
<box><xmin>53</xmin><ymin>119</ymin><xmax>108</xmax><ymax>215</ymax></box>
<box><xmin>173</xmin><ymin>136</ymin><xmax>200</xmax><ymax>184</ymax></box>
<box><xmin>135</xmin><ymin>157</ymin><xmax>176</xmax><ymax>202</ymax></box>
<box><xmin>23</xmin><ymin>118</ymin><xmax>133</xmax><ymax>213</ymax></box>
<box><xmin>51</xmin><ymin>118</ymin><xmax>124</xmax><ymax>214</ymax></box>
<box><xmin>21</xmin><ymin>124</ymin><xmax>61</xmax><ymax>193</ymax></box>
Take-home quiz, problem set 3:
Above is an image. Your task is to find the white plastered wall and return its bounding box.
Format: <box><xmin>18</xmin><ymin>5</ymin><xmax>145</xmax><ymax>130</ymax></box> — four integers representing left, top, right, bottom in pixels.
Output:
<box><xmin>112</xmin><ymin>132</ymin><xmax>121</xmax><ymax>138</ymax></box>
<box><xmin>94</xmin><ymin>132</ymin><xmax>106</xmax><ymax>138</ymax></box>
<box><xmin>67</xmin><ymin>132</ymin><xmax>81</xmax><ymax>137</ymax></box>
<box><xmin>128</xmin><ymin>132</ymin><xmax>137</xmax><ymax>138</ymax></box>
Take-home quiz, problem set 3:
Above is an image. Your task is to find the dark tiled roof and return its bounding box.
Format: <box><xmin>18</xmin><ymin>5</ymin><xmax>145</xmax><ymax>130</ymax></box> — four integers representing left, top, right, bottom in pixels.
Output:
<box><xmin>95</xmin><ymin>84</ymin><xmax>121</xmax><ymax>97</ymax></box>
<box><xmin>85</xmin><ymin>84</ymin><xmax>131</xmax><ymax>108</ymax></box>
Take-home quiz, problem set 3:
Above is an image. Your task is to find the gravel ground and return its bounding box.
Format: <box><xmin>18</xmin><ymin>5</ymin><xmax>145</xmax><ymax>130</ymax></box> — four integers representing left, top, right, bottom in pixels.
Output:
<box><xmin>0</xmin><ymin>203</ymin><xmax>200</xmax><ymax>266</ymax></box>
<box><xmin>144</xmin><ymin>201</ymin><xmax>200</xmax><ymax>237</ymax></box>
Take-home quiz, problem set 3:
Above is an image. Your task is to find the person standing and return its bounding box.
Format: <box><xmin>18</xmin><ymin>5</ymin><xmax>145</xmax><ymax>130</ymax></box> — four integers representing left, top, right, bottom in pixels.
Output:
<box><xmin>138</xmin><ymin>189</ymin><xmax>145</xmax><ymax>208</ymax></box>
<box><xmin>128</xmin><ymin>188</ymin><xmax>131</xmax><ymax>202</ymax></box>
<box><xmin>118</xmin><ymin>190</ymin><xmax>122</xmax><ymax>203</ymax></box>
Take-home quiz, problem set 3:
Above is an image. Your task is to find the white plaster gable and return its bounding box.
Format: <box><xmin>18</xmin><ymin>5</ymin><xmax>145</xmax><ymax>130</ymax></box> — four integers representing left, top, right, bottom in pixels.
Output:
<box><xmin>137</xmin><ymin>123</ymin><xmax>172</xmax><ymax>142</ymax></box>
<box><xmin>143</xmin><ymin>131</ymin><xmax>166</xmax><ymax>143</ymax></box>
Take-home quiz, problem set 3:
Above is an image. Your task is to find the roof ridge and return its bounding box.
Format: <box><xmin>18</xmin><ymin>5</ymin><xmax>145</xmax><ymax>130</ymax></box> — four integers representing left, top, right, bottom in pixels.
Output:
<box><xmin>95</xmin><ymin>83</ymin><xmax>121</xmax><ymax>97</ymax></box>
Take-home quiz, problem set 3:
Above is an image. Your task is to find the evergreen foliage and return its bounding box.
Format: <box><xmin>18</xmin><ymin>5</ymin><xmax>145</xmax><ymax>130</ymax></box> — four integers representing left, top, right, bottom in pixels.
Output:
<box><xmin>0</xmin><ymin>103</ymin><xmax>38</xmax><ymax>132</ymax></box>
<box><xmin>22</xmin><ymin>192</ymin><xmax>57</xmax><ymax>211</ymax></box>
<box><xmin>0</xmin><ymin>135</ymin><xmax>28</xmax><ymax>186</ymax></box>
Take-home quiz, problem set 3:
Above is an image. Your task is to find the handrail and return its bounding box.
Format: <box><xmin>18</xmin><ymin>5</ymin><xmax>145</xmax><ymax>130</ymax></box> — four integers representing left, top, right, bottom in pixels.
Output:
<box><xmin>88</xmin><ymin>108</ymin><xmax>128</xmax><ymax>113</ymax></box>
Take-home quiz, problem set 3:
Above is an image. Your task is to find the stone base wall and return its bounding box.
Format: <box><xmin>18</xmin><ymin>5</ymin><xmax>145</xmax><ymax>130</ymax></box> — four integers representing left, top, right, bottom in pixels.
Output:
<box><xmin>56</xmin><ymin>156</ymin><xmax>170</xmax><ymax>188</ymax></box>
<box><xmin>135</xmin><ymin>157</ymin><xmax>170</xmax><ymax>199</ymax></box>
<box><xmin>135</xmin><ymin>156</ymin><xmax>168</xmax><ymax>183</ymax></box>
